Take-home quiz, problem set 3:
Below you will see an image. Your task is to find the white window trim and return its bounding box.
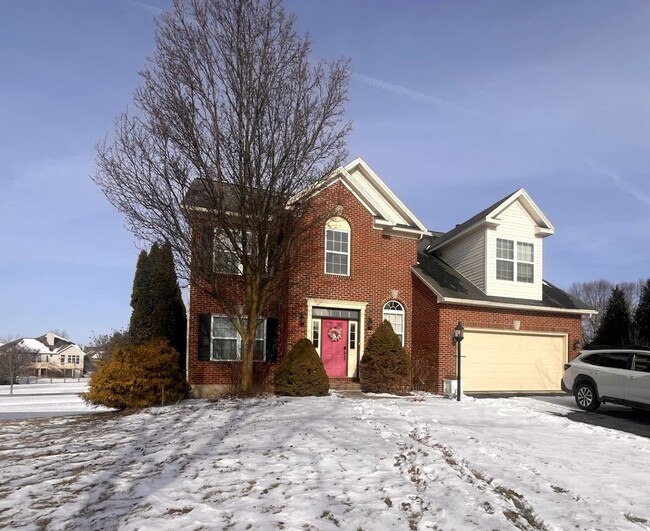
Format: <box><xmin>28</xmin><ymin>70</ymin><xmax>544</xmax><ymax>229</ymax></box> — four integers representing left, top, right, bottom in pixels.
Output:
<box><xmin>324</xmin><ymin>227</ymin><xmax>350</xmax><ymax>276</ymax></box>
<box><xmin>382</xmin><ymin>300</ymin><xmax>405</xmax><ymax>346</ymax></box>
<box><xmin>210</xmin><ymin>315</ymin><xmax>266</xmax><ymax>361</ymax></box>
<box><xmin>496</xmin><ymin>238</ymin><xmax>534</xmax><ymax>284</ymax></box>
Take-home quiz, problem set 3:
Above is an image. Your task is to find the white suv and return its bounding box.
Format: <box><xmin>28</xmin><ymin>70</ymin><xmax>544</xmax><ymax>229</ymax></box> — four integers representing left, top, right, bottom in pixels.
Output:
<box><xmin>562</xmin><ymin>348</ymin><xmax>650</xmax><ymax>411</ymax></box>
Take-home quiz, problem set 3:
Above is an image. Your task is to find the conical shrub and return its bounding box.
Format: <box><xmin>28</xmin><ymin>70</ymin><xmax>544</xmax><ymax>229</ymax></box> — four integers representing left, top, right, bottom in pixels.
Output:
<box><xmin>360</xmin><ymin>320</ymin><xmax>411</xmax><ymax>393</ymax></box>
<box><xmin>274</xmin><ymin>338</ymin><xmax>329</xmax><ymax>396</ymax></box>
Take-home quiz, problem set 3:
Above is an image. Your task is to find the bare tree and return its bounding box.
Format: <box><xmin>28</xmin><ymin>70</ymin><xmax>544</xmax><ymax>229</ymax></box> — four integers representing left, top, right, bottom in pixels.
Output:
<box><xmin>93</xmin><ymin>0</ymin><xmax>350</xmax><ymax>394</ymax></box>
<box><xmin>569</xmin><ymin>280</ymin><xmax>612</xmax><ymax>344</ymax></box>
<box><xmin>0</xmin><ymin>344</ymin><xmax>36</xmax><ymax>395</ymax></box>
<box><xmin>569</xmin><ymin>279</ymin><xmax>646</xmax><ymax>345</ymax></box>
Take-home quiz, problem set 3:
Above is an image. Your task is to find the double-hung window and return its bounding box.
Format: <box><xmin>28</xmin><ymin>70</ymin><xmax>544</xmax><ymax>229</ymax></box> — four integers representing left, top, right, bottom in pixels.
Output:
<box><xmin>516</xmin><ymin>242</ymin><xmax>534</xmax><ymax>283</ymax></box>
<box><xmin>214</xmin><ymin>230</ymin><xmax>253</xmax><ymax>275</ymax></box>
<box><xmin>211</xmin><ymin>316</ymin><xmax>265</xmax><ymax>361</ymax></box>
<box><xmin>496</xmin><ymin>238</ymin><xmax>514</xmax><ymax>281</ymax></box>
<box><xmin>496</xmin><ymin>238</ymin><xmax>534</xmax><ymax>284</ymax></box>
<box><xmin>325</xmin><ymin>217</ymin><xmax>350</xmax><ymax>275</ymax></box>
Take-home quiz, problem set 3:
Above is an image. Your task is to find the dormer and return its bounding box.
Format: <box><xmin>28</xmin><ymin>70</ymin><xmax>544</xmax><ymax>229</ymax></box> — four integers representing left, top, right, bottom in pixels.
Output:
<box><xmin>426</xmin><ymin>189</ymin><xmax>554</xmax><ymax>301</ymax></box>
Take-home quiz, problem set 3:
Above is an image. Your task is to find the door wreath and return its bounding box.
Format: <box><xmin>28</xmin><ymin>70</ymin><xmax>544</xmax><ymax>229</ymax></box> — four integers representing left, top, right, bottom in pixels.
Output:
<box><xmin>327</xmin><ymin>327</ymin><xmax>343</xmax><ymax>342</ymax></box>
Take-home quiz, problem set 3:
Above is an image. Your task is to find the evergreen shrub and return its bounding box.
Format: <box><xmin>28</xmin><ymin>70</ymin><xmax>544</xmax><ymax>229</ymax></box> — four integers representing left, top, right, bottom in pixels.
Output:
<box><xmin>360</xmin><ymin>320</ymin><xmax>411</xmax><ymax>394</ymax></box>
<box><xmin>82</xmin><ymin>340</ymin><xmax>187</xmax><ymax>409</ymax></box>
<box><xmin>274</xmin><ymin>338</ymin><xmax>329</xmax><ymax>396</ymax></box>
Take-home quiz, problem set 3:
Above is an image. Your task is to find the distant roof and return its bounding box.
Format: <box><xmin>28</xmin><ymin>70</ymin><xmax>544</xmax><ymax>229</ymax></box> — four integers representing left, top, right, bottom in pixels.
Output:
<box><xmin>0</xmin><ymin>333</ymin><xmax>85</xmax><ymax>355</ymax></box>
<box><xmin>413</xmin><ymin>251</ymin><xmax>594</xmax><ymax>313</ymax></box>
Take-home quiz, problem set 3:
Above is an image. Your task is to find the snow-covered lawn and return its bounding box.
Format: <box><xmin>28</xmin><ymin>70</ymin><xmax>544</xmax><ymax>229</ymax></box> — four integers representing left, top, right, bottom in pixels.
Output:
<box><xmin>0</xmin><ymin>393</ymin><xmax>648</xmax><ymax>530</ymax></box>
<box><xmin>0</xmin><ymin>379</ymin><xmax>110</xmax><ymax>419</ymax></box>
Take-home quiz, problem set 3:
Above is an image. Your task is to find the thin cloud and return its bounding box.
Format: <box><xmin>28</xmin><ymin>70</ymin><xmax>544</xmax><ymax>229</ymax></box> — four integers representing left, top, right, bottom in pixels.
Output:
<box><xmin>587</xmin><ymin>160</ymin><xmax>650</xmax><ymax>207</ymax></box>
<box><xmin>126</xmin><ymin>0</ymin><xmax>164</xmax><ymax>16</ymax></box>
<box><xmin>353</xmin><ymin>72</ymin><xmax>478</xmax><ymax>115</ymax></box>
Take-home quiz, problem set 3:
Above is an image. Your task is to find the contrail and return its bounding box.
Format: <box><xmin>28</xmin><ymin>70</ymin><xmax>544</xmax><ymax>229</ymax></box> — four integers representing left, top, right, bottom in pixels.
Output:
<box><xmin>353</xmin><ymin>72</ymin><xmax>478</xmax><ymax>115</ymax></box>
<box><xmin>587</xmin><ymin>160</ymin><xmax>650</xmax><ymax>206</ymax></box>
<box><xmin>127</xmin><ymin>0</ymin><xmax>164</xmax><ymax>15</ymax></box>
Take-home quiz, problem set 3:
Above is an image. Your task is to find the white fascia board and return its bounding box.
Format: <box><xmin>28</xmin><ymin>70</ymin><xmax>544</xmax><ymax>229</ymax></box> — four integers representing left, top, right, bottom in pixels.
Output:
<box><xmin>411</xmin><ymin>267</ymin><xmax>596</xmax><ymax>316</ymax></box>
<box><xmin>489</xmin><ymin>188</ymin><xmax>555</xmax><ymax>234</ymax></box>
<box><xmin>380</xmin><ymin>225</ymin><xmax>428</xmax><ymax>239</ymax></box>
<box><xmin>334</xmin><ymin>174</ymin><xmax>383</xmax><ymax>218</ymax></box>
<box><xmin>345</xmin><ymin>158</ymin><xmax>429</xmax><ymax>232</ymax></box>
<box><xmin>439</xmin><ymin>297</ymin><xmax>596</xmax><ymax>315</ymax></box>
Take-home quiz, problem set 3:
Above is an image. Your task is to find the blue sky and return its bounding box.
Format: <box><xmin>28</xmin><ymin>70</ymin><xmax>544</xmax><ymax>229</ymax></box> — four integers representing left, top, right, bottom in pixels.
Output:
<box><xmin>2</xmin><ymin>0</ymin><xmax>650</xmax><ymax>344</ymax></box>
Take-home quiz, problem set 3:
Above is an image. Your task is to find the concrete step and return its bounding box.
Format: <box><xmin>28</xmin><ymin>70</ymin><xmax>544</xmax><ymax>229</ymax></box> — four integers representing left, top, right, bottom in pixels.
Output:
<box><xmin>329</xmin><ymin>380</ymin><xmax>361</xmax><ymax>391</ymax></box>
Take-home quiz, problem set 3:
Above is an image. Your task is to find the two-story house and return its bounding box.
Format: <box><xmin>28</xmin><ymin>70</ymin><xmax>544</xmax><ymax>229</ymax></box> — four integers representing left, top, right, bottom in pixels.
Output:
<box><xmin>186</xmin><ymin>158</ymin><xmax>593</xmax><ymax>396</ymax></box>
<box><xmin>0</xmin><ymin>332</ymin><xmax>86</xmax><ymax>378</ymax></box>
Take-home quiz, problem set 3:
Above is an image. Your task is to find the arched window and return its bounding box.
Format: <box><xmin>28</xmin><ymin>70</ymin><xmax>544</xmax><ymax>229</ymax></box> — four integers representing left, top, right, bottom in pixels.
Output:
<box><xmin>325</xmin><ymin>217</ymin><xmax>350</xmax><ymax>276</ymax></box>
<box><xmin>383</xmin><ymin>300</ymin><xmax>405</xmax><ymax>346</ymax></box>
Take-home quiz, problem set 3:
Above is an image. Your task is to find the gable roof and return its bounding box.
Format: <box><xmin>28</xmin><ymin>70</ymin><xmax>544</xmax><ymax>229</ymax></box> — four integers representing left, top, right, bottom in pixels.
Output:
<box><xmin>320</xmin><ymin>158</ymin><xmax>428</xmax><ymax>236</ymax></box>
<box><xmin>412</xmin><ymin>249</ymin><xmax>595</xmax><ymax>314</ymax></box>
<box><xmin>184</xmin><ymin>158</ymin><xmax>429</xmax><ymax>237</ymax></box>
<box><xmin>426</xmin><ymin>188</ymin><xmax>554</xmax><ymax>252</ymax></box>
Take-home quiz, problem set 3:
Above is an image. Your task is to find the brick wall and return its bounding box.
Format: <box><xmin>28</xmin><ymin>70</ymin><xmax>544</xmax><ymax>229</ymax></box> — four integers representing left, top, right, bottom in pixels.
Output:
<box><xmin>187</xmin><ymin>179</ymin><xmax>420</xmax><ymax>392</ymax></box>
<box><xmin>286</xmin><ymin>180</ymin><xmax>419</xmax><ymax>353</ymax></box>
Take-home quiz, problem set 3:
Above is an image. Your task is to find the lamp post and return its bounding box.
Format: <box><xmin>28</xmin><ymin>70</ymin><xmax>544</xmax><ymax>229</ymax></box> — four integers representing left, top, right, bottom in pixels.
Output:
<box><xmin>453</xmin><ymin>321</ymin><xmax>464</xmax><ymax>402</ymax></box>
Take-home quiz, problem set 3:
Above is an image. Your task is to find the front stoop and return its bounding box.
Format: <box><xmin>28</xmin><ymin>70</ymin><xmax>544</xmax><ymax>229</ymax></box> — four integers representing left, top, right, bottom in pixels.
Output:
<box><xmin>328</xmin><ymin>379</ymin><xmax>361</xmax><ymax>392</ymax></box>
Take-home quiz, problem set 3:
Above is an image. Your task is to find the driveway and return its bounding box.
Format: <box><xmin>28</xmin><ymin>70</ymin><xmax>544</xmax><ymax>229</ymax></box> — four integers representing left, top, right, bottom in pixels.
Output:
<box><xmin>472</xmin><ymin>393</ymin><xmax>650</xmax><ymax>439</ymax></box>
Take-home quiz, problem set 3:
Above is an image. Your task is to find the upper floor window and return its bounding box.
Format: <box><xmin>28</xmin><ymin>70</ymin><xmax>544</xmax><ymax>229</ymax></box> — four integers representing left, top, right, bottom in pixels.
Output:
<box><xmin>325</xmin><ymin>217</ymin><xmax>350</xmax><ymax>276</ymax></box>
<box><xmin>214</xmin><ymin>230</ymin><xmax>252</xmax><ymax>275</ymax></box>
<box><xmin>496</xmin><ymin>238</ymin><xmax>534</xmax><ymax>284</ymax></box>
<box><xmin>383</xmin><ymin>300</ymin><xmax>405</xmax><ymax>346</ymax></box>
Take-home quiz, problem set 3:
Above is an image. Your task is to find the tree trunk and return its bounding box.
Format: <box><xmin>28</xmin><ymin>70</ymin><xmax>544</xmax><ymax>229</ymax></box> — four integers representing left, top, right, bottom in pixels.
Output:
<box><xmin>240</xmin><ymin>335</ymin><xmax>255</xmax><ymax>395</ymax></box>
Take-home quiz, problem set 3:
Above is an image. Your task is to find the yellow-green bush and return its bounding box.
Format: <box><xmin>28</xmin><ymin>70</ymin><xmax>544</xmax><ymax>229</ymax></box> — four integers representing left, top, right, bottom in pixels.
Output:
<box><xmin>360</xmin><ymin>320</ymin><xmax>411</xmax><ymax>394</ymax></box>
<box><xmin>82</xmin><ymin>340</ymin><xmax>187</xmax><ymax>409</ymax></box>
<box><xmin>274</xmin><ymin>338</ymin><xmax>329</xmax><ymax>396</ymax></box>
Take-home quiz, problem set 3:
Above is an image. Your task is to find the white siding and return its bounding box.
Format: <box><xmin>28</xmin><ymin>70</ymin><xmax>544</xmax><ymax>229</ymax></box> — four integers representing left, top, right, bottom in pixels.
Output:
<box><xmin>347</xmin><ymin>167</ymin><xmax>409</xmax><ymax>226</ymax></box>
<box><xmin>439</xmin><ymin>230</ymin><xmax>485</xmax><ymax>291</ymax></box>
<box><xmin>485</xmin><ymin>201</ymin><xmax>543</xmax><ymax>300</ymax></box>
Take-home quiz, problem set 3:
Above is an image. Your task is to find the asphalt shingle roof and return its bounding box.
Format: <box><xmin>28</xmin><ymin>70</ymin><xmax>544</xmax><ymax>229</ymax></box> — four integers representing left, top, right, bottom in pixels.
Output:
<box><xmin>413</xmin><ymin>251</ymin><xmax>592</xmax><ymax>312</ymax></box>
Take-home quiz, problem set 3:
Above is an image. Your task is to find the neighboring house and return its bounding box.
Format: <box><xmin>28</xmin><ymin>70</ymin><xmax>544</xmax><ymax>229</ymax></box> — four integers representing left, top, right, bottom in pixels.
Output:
<box><xmin>0</xmin><ymin>332</ymin><xmax>86</xmax><ymax>378</ymax></box>
<box><xmin>185</xmin><ymin>158</ymin><xmax>594</xmax><ymax>396</ymax></box>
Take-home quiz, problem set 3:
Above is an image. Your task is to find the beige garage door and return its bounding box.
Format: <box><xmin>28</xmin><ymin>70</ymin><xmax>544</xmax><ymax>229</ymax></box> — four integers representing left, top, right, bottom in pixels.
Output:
<box><xmin>461</xmin><ymin>330</ymin><xmax>566</xmax><ymax>392</ymax></box>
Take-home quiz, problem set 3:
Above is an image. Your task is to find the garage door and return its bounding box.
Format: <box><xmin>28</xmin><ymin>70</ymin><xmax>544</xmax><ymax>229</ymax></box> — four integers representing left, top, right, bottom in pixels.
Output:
<box><xmin>462</xmin><ymin>330</ymin><xmax>566</xmax><ymax>392</ymax></box>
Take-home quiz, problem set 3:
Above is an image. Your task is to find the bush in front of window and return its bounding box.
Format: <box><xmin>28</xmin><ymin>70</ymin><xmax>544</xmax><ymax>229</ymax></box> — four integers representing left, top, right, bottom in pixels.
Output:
<box><xmin>274</xmin><ymin>338</ymin><xmax>329</xmax><ymax>397</ymax></box>
<box><xmin>82</xmin><ymin>340</ymin><xmax>187</xmax><ymax>410</ymax></box>
<box><xmin>360</xmin><ymin>320</ymin><xmax>411</xmax><ymax>394</ymax></box>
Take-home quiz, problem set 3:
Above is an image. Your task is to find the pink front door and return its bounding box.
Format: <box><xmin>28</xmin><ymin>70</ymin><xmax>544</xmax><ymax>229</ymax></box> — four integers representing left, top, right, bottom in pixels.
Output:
<box><xmin>321</xmin><ymin>319</ymin><xmax>348</xmax><ymax>377</ymax></box>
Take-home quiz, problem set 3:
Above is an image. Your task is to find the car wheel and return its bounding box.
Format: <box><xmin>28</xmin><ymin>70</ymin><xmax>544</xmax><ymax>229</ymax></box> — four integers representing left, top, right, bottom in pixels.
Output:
<box><xmin>575</xmin><ymin>382</ymin><xmax>600</xmax><ymax>411</ymax></box>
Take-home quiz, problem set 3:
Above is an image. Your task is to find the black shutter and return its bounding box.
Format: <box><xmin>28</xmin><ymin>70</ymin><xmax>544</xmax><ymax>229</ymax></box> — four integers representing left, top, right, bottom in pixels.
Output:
<box><xmin>198</xmin><ymin>314</ymin><xmax>212</xmax><ymax>361</ymax></box>
<box><xmin>265</xmin><ymin>318</ymin><xmax>279</xmax><ymax>362</ymax></box>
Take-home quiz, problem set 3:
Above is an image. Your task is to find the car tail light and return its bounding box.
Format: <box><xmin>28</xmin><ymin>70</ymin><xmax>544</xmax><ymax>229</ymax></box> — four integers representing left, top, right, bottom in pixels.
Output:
<box><xmin>563</xmin><ymin>363</ymin><xmax>571</xmax><ymax>370</ymax></box>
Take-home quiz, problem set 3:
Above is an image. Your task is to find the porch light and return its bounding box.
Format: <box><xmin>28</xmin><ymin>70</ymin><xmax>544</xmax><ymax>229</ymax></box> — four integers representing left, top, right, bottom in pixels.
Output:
<box><xmin>299</xmin><ymin>313</ymin><xmax>305</xmax><ymax>327</ymax></box>
<box><xmin>367</xmin><ymin>317</ymin><xmax>373</xmax><ymax>330</ymax></box>
<box><xmin>453</xmin><ymin>321</ymin><xmax>464</xmax><ymax>402</ymax></box>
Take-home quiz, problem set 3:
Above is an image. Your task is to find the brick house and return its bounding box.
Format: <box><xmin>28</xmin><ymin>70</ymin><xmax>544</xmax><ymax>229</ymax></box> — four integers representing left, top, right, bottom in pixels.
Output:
<box><xmin>185</xmin><ymin>158</ymin><xmax>593</xmax><ymax>396</ymax></box>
